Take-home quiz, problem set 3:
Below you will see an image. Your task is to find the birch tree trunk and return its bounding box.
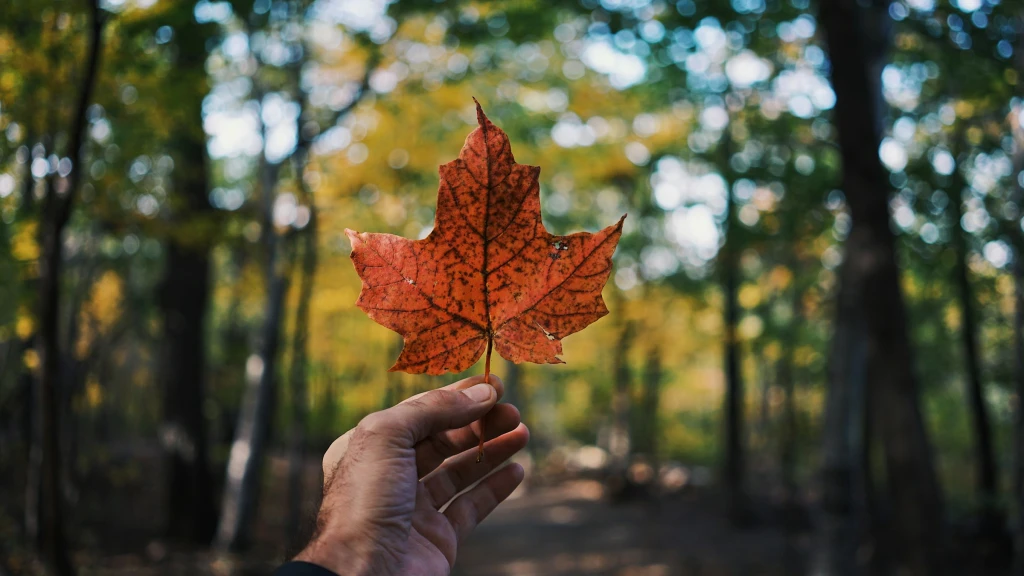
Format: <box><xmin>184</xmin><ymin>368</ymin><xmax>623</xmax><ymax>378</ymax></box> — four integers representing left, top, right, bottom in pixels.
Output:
<box><xmin>215</xmin><ymin>121</ymin><xmax>290</xmax><ymax>550</ymax></box>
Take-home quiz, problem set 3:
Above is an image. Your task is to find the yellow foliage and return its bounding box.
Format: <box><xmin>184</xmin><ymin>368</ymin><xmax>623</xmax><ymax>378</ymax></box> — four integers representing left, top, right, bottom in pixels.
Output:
<box><xmin>15</xmin><ymin>312</ymin><xmax>33</xmax><ymax>339</ymax></box>
<box><xmin>0</xmin><ymin>71</ymin><xmax>15</xmax><ymax>91</ymax></box>
<box><xmin>954</xmin><ymin>100</ymin><xmax>975</xmax><ymax>119</ymax></box>
<box><xmin>660</xmin><ymin>417</ymin><xmax>717</xmax><ymax>460</ymax></box>
<box><xmin>85</xmin><ymin>376</ymin><xmax>103</xmax><ymax>408</ymax></box>
<box><xmin>76</xmin><ymin>271</ymin><xmax>124</xmax><ymax>359</ymax></box>
<box><xmin>560</xmin><ymin>377</ymin><xmax>595</xmax><ymax>430</ymax></box>
<box><xmin>738</xmin><ymin>284</ymin><xmax>761</xmax><ymax>309</ymax></box>
<box><xmin>87</xmin><ymin>271</ymin><xmax>124</xmax><ymax>331</ymax></box>
<box><xmin>11</xmin><ymin>222</ymin><xmax>39</xmax><ymax>262</ymax></box>
<box><xmin>903</xmin><ymin>274</ymin><xmax>920</xmax><ymax>298</ymax></box>
<box><xmin>768</xmin><ymin>266</ymin><xmax>793</xmax><ymax>291</ymax></box>
<box><xmin>738</xmin><ymin>315</ymin><xmax>764</xmax><ymax>340</ymax></box>
<box><xmin>794</xmin><ymin>345</ymin><xmax>819</xmax><ymax>368</ymax></box>
<box><xmin>697</xmin><ymin>308</ymin><xmax>721</xmax><ymax>334</ymax></box>
<box><xmin>23</xmin><ymin>349</ymin><xmax>38</xmax><ymax>370</ymax></box>
<box><xmin>662</xmin><ymin>367</ymin><xmax>723</xmax><ymax>412</ymax></box>
<box><xmin>967</xmin><ymin>126</ymin><xmax>983</xmax><ymax>146</ymax></box>
<box><xmin>944</xmin><ymin>304</ymin><xmax>962</xmax><ymax>332</ymax></box>
<box><xmin>895</xmin><ymin>32</ymin><xmax>920</xmax><ymax>51</ymax></box>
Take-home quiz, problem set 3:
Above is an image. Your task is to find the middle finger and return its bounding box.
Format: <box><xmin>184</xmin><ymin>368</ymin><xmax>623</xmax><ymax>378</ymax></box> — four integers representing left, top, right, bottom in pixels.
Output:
<box><xmin>414</xmin><ymin>403</ymin><xmax>521</xmax><ymax>478</ymax></box>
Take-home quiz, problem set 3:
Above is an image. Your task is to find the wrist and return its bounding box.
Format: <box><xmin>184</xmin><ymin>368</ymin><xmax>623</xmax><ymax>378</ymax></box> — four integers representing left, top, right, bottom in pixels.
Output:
<box><xmin>294</xmin><ymin>533</ymin><xmax>377</xmax><ymax>576</ymax></box>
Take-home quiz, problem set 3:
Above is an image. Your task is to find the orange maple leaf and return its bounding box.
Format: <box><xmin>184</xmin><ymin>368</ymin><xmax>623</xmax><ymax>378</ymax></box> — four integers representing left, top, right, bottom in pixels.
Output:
<box><xmin>347</xmin><ymin>100</ymin><xmax>624</xmax><ymax>376</ymax></box>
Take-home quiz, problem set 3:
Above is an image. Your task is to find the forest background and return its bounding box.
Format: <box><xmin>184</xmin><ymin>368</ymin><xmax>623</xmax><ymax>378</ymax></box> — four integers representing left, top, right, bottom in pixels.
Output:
<box><xmin>2</xmin><ymin>0</ymin><xmax>1024</xmax><ymax>575</ymax></box>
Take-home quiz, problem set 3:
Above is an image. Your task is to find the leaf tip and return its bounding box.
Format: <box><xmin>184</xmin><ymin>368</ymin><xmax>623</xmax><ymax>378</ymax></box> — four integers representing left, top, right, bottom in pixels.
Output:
<box><xmin>472</xmin><ymin>96</ymin><xmax>486</xmax><ymax>126</ymax></box>
<box><xmin>609</xmin><ymin>214</ymin><xmax>626</xmax><ymax>236</ymax></box>
<box><xmin>386</xmin><ymin>356</ymin><xmax>407</xmax><ymax>373</ymax></box>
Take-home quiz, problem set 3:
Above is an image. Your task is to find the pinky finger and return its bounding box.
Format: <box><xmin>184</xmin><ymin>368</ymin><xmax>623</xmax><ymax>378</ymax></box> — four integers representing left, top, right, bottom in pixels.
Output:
<box><xmin>443</xmin><ymin>462</ymin><xmax>525</xmax><ymax>543</ymax></box>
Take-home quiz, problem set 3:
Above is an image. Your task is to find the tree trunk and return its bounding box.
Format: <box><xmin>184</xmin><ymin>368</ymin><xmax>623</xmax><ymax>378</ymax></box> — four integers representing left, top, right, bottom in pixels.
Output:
<box><xmin>948</xmin><ymin>159</ymin><xmax>999</xmax><ymax>512</ymax></box>
<box><xmin>1009</xmin><ymin>36</ymin><xmax>1024</xmax><ymax>576</ymax></box>
<box><xmin>777</xmin><ymin>305</ymin><xmax>798</xmax><ymax>489</ymax></box>
<box><xmin>20</xmin><ymin>133</ymin><xmax>40</xmax><ymax>544</ymax></box>
<box><xmin>217</xmin><ymin>30</ymin><xmax>372</xmax><ymax>550</ymax></box>
<box><xmin>758</xmin><ymin>355</ymin><xmax>771</xmax><ymax>449</ymax></box>
<box><xmin>607</xmin><ymin>311</ymin><xmax>634</xmax><ymax>500</ymax></box>
<box><xmin>285</xmin><ymin>202</ymin><xmax>317</xmax><ymax>550</ymax></box>
<box><xmin>33</xmin><ymin>4</ymin><xmax>103</xmax><ymax>574</ymax></box>
<box><xmin>818</xmin><ymin>233</ymin><xmax>871</xmax><ymax>576</ymax></box>
<box><xmin>720</xmin><ymin>131</ymin><xmax>747</xmax><ymax>524</ymax></box>
<box><xmin>215</xmin><ymin>235</ymin><xmax>290</xmax><ymax>552</ymax></box>
<box><xmin>159</xmin><ymin>239</ymin><xmax>216</xmax><ymax>543</ymax></box>
<box><xmin>1011</xmin><ymin>101</ymin><xmax>1024</xmax><ymax>576</ymax></box>
<box><xmin>59</xmin><ymin>263</ymin><xmax>86</xmax><ymax>505</ymax></box>
<box><xmin>23</xmin><ymin>338</ymin><xmax>40</xmax><ymax>545</ymax></box>
<box><xmin>609</xmin><ymin>315</ymin><xmax>634</xmax><ymax>469</ymax></box>
<box><xmin>820</xmin><ymin>1</ymin><xmax>946</xmax><ymax>574</ymax></box>
<box><xmin>158</xmin><ymin>15</ymin><xmax>217</xmax><ymax>545</ymax></box>
<box><xmin>637</xmin><ymin>344</ymin><xmax>661</xmax><ymax>457</ymax></box>
<box><xmin>1014</xmin><ymin>250</ymin><xmax>1024</xmax><ymax>576</ymax></box>
<box><xmin>215</xmin><ymin>105</ymin><xmax>290</xmax><ymax>548</ymax></box>
<box><xmin>503</xmin><ymin>359</ymin><xmax>522</xmax><ymax>408</ymax></box>
<box><xmin>778</xmin><ymin>260</ymin><xmax>803</xmax><ymax>573</ymax></box>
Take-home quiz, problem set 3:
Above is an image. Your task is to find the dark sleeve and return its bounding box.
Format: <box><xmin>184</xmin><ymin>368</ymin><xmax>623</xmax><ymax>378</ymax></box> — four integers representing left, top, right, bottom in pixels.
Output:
<box><xmin>272</xmin><ymin>561</ymin><xmax>339</xmax><ymax>576</ymax></box>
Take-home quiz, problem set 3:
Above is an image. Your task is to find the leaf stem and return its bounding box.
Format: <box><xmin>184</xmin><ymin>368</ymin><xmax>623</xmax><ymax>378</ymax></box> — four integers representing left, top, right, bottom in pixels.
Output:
<box><xmin>477</xmin><ymin>335</ymin><xmax>493</xmax><ymax>463</ymax></box>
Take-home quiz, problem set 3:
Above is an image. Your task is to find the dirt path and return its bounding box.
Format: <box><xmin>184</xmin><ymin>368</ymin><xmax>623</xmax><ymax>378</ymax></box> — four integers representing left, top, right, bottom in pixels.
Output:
<box><xmin>455</xmin><ymin>480</ymin><xmax>802</xmax><ymax>576</ymax></box>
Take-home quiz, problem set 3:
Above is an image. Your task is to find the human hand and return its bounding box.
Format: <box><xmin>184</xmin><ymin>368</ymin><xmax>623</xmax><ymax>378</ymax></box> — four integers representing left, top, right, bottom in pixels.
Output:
<box><xmin>293</xmin><ymin>374</ymin><xmax>529</xmax><ymax>576</ymax></box>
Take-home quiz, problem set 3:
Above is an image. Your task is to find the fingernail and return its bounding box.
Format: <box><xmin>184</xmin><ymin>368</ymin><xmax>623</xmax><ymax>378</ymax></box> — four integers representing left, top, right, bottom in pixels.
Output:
<box><xmin>463</xmin><ymin>383</ymin><xmax>494</xmax><ymax>403</ymax></box>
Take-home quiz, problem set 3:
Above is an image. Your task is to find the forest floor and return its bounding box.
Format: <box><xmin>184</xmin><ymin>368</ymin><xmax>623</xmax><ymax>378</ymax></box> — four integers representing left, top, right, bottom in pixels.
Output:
<box><xmin>452</xmin><ymin>478</ymin><xmax>805</xmax><ymax>576</ymax></box>
<box><xmin>0</xmin><ymin>445</ymin><xmax>1007</xmax><ymax>576</ymax></box>
<box><xmin>59</xmin><ymin>483</ymin><xmax>804</xmax><ymax>576</ymax></box>
<box><xmin>15</xmin><ymin>450</ymin><xmax>809</xmax><ymax>576</ymax></box>
<box><xmin>1</xmin><ymin>449</ymin><xmax>1012</xmax><ymax>576</ymax></box>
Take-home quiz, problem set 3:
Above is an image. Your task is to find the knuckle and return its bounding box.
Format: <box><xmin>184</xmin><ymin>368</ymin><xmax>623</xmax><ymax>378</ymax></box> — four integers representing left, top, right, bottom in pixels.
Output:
<box><xmin>425</xmin><ymin>388</ymin><xmax>463</xmax><ymax>407</ymax></box>
<box><xmin>355</xmin><ymin>410</ymin><xmax>413</xmax><ymax>446</ymax></box>
<box><xmin>402</xmin><ymin>397</ymin><xmax>431</xmax><ymax>413</ymax></box>
<box><xmin>356</xmin><ymin>412</ymin><xmax>392</xmax><ymax>436</ymax></box>
<box><xmin>321</xmin><ymin>433</ymin><xmax>351</xmax><ymax>479</ymax></box>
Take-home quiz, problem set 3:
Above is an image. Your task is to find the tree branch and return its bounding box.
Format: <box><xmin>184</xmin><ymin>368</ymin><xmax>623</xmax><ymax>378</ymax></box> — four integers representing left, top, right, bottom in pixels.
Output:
<box><xmin>52</xmin><ymin>0</ymin><xmax>104</xmax><ymax>231</ymax></box>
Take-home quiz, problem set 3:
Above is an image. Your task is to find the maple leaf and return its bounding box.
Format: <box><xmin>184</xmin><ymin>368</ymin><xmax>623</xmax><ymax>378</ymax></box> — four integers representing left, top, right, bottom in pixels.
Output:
<box><xmin>347</xmin><ymin>100</ymin><xmax>624</xmax><ymax>376</ymax></box>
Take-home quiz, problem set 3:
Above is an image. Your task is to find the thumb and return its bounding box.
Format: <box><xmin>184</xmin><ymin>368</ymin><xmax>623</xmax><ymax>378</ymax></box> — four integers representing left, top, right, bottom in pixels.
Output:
<box><xmin>361</xmin><ymin>382</ymin><xmax>497</xmax><ymax>448</ymax></box>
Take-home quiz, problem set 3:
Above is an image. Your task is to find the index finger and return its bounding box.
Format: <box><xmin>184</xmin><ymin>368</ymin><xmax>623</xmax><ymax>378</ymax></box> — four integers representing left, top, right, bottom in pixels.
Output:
<box><xmin>322</xmin><ymin>374</ymin><xmax>504</xmax><ymax>482</ymax></box>
<box><xmin>365</xmin><ymin>383</ymin><xmax>497</xmax><ymax>448</ymax></box>
<box><xmin>401</xmin><ymin>374</ymin><xmax>505</xmax><ymax>405</ymax></box>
